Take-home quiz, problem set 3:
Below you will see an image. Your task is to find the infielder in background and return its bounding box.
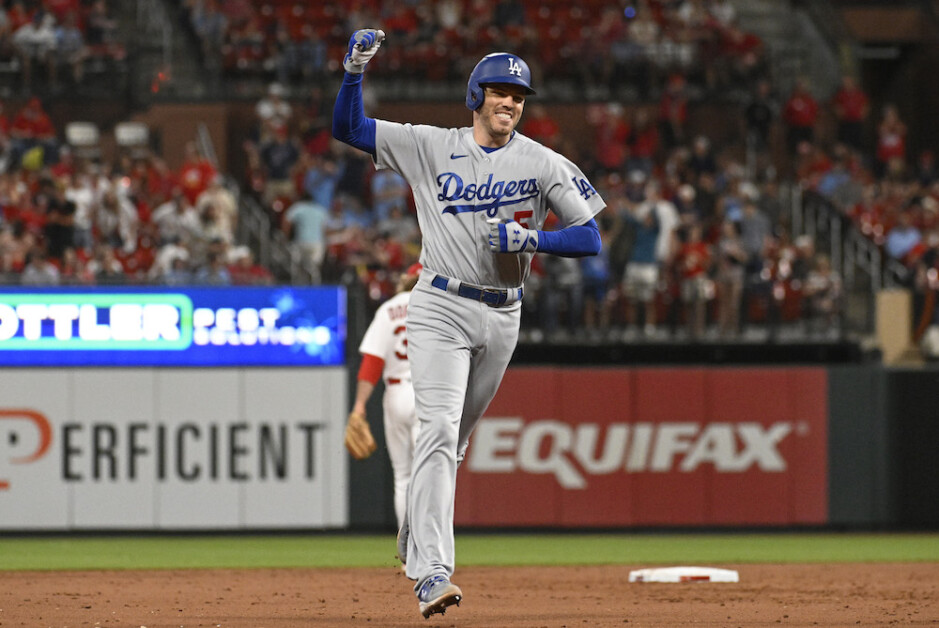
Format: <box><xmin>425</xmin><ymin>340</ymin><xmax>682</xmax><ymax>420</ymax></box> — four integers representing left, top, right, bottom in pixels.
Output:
<box><xmin>333</xmin><ymin>29</ymin><xmax>605</xmax><ymax>619</ymax></box>
<box><xmin>344</xmin><ymin>263</ymin><xmax>422</xmax><ymax>530</ymax></box>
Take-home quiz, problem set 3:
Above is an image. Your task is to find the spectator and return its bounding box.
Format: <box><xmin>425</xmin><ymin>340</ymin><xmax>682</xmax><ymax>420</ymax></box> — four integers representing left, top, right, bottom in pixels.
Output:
<box><xmin>876</xmin><ymin>104</ymin><xmax>907</xmax><ymax>180</ymax></box>
<box><xmin>276</xmin><ymin>24</ymin><xmax>327</xmax><ymax>84</ymax></box>
<box><xmin>12</xmin><ymin>9</ymin><xmax>56</xmax><ymax>90</ymax></box>
<box><xmin>41</xmin><ymin>182</ymin><xmax>74</xmax><ymax>260</ymax></box>
<box><xmin>640</xmin><ymin>179</ymin><xmax>680</xmax><ymax>271</ymax></box>
<box><xmin>885</xmin><ymin>210</ymin><xmax>921</xmax><ymax>263</ymax></box>
<box><xmin>54</xmin><ymin>10</ymin><xmax>87</xmax><ymax>87</ymax></box>
<box><xmin>93</xmin><ymin>188</ymin><xmax>138</xmax><ymax>254</ymax></box>
<box><xmin>10</xmin><ymin>97</ymin><xmax>57</xmax><ymax>169</ymax></box>
<box><xmin>193</xmin><ymin>250</ymin><xmax>231</xmax><ymax>285</ymax></box>
<box><xmin>738</xmin><ymin>197</ymin><xmax>772</xmax><ymax>269</ymax></box>
<box><xmin>57</xmin><ymin>245</ymin><xmax>88</xmax><ymax>285</ymax></box>
<box><xmin>538</xmin><ymin>254</ymin><xmax>583</xmax><ymax>339</ymax></box>
<box><xmin>803</xmin><ymin>253</ymin><xmax>842</xmax><ymax>334</ymax></box>
<box><xmin>147</xmin><ymin>240</ymin><xmax>190</xmax><ymax>283</ymax></box>
<box><xmin>190</xmin><ymin>0</ymin><xmax>228</xmax><ymax>69</ymax></box>
<box><xmin>259</xmin><ymin>126</ymin><xmax>299</xmax><ymax>208</ymax></box>
<box><xmin>688</xmin><ymin>134</ymin><xmax>717</xmax><ymax>178</ymax></box>
<box><xmin>158</xmin><ymin>250</ymin><xmax>193</xmax><ymax>286</ymax></box>
<box><xmin>676</xmin><ymin>223</ymin><xmax>712</xmax><ymax>339</ymax></box>
<box><xmin>301</xmin><ymin>151</ymin><xmax>343</xmax><ymax>209</ymax></box>
<box><xmin>195</xmin><ymin>201</ymin><xmax>233</xmax><ymax>252</ymax></box>
<box><xmin>282</xmin><ymin>191</ymin><xmax>329</xmax><ymax>283</ymax></box>
<box><xmin>151</xmin><ymin>187</ymin><xmax>200</xmax><ymax>247</ymax></box>
<box><xmin>86</xmin><ymin>241</ymin><xmax>125</xmax><ymax>284</ymax></box>
<box><xmin>177</xmin><ymin>141</ymin><xmax>218</xmax><ymax>206</ymax></box>
<box><xmin>620</xmin><ymin>200</ymin><xmax>660</xmax><ymax>335</ymax></box>
<box><xmin>831</xmin><ymin>74</ymin><xmax>869</xmax><ymax>153</ymax></box>
<box><xmin>228</xmin><ymin>246</ymin><xmax>273</xmax><ymax>285</ymax></box>
<box><xmin>65</xmin><ymin>167</ymin><xmax>101</xmax><ymax>252</ymax></box>
<box><xmin>256</xmin><ymin>81</ymin><xmax>292</xmax><ymax>143</ymax></box>
<box><xmin>20</xmin><ymin>246</ymin><xmax>59</xmax><ymax>285</ymax></box>
<box><xmin>782</xmin><ymin>77</ymin><xmax>819</xmax><ymax>156</ymax></box>
<box><xmin>370</xmin><ymin>167</ymin><xmax>410</xmax><ymax>223</ymax></box>
<box><xmin>195</xmin><ymin>174</ymin><xmax>237</xmax><ymax>243</ymax></box>
<box><xmin>716</xmin><ymin>23</ymin><xmax>764</xmax><ymax>90</ymax></box>
<box><xmin>84</xmin><ymin>0</ymin><xmax>117</xmax><ymax>47</ymax></box>
<box><xmin>714</xmin><ymin>219</ymin><xmax>748</xmax><ymax>338</ymax></box>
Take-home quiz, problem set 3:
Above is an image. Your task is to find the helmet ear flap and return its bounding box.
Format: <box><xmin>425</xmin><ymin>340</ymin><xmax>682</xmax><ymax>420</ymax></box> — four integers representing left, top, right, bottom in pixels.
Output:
<box><xmin>466</xmin><ymin>84</ymin><xmax>483</xmax><ymax>110</ymax></box>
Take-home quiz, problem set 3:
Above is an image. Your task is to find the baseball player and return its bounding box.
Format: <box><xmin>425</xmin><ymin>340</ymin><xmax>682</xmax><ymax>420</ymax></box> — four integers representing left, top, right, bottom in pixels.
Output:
<box><xmin>344</xmin><ymin>262</ymin><xmax>422</xmax><ymax>530</ymax></box>
<box><xmin>333</xmin><ymin>29</ymin><xmax>605</xmax><ymax>619</ymax></box>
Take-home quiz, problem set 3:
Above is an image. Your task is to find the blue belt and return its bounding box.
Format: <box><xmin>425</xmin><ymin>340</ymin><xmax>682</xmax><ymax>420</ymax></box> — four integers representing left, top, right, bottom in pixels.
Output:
<box><xmin>431</xmin><ymin>275</ymin><xmax>523</xmax><ymax>307</ymax></box>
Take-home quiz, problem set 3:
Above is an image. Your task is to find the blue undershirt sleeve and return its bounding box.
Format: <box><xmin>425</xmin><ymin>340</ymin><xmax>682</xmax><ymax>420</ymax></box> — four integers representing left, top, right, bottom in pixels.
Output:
<box><xmin>536</xmin><ymin>218</ymin><xmax>601</xmax><ymax>257</ymax></box>
<box><xmin>332</xmin><ymin>72</ymin><xmax>377</xmax><ymax>155</ymax></box>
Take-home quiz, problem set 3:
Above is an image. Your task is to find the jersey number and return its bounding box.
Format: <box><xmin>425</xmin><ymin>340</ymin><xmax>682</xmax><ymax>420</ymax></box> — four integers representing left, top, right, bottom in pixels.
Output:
<box><xmin>572</xmin><ymin>176</ymin><xmax>596</xmax><ymax>200</ymax></box>
<box><xmin>394</xmin><ymin>324</ymin><xmax>408</xmax><ymax>360</ymax></box>
<box><xmin>513</xmin><ymin>210</ymin><xmax>533</xmax><ymax>229</ymax></box>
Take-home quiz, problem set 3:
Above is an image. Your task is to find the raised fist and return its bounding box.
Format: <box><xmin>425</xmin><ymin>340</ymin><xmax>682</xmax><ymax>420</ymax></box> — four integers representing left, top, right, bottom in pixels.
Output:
<box><xmin>343</xmin><ymin>29</ymin><xmax>385</xmax><ymax>74</ymax></box>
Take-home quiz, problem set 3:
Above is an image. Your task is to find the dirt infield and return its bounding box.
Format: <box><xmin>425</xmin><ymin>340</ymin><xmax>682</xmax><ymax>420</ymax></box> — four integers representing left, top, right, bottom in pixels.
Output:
<box><xmin>2</xmin><ymin>563</ymin><xmax>937</xmax><ymax>627</ymax></box>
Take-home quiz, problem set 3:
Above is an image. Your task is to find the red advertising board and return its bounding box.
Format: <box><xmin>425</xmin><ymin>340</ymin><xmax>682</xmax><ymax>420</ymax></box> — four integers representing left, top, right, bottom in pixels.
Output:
<box><xmin>455</xmin><ymin>367</ymin><xmax>828</xmax><ymax>527</ymax></box>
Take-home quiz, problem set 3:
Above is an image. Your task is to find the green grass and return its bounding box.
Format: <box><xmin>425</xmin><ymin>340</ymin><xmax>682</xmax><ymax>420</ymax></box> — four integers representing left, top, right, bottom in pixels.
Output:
<box><xmin>1</xmin><ymin>532</ymin><xmax>938</xmax><ymax>571</ymax></box>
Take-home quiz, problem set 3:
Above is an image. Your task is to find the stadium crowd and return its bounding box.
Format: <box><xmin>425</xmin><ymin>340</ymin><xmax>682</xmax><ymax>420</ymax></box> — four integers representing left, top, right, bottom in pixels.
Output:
<box><xmin>3</xmin><ymin>0</ymin><xmax>937</xmax><ymax>341</ymax></box>
<box><xmin>0</xmin><ymin>0</ymin><xmax>126</xmax><ymax>94</ymax></box>
<box><xmin>178</xmin><ymin>0</ymin><xmax>766</xmax><ymax>101</ymax></box>
<box><xmin>0</xmin><ymin>94</ymin><xmax>274</xmax><ymax>287</ymax></box>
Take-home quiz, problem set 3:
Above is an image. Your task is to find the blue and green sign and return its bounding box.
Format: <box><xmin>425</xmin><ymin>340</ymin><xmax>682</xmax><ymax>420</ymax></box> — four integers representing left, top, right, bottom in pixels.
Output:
<box><xmin>0</xmin><ymin>286</ymin><xmax>345</xmax><ymax>367</ymax></box>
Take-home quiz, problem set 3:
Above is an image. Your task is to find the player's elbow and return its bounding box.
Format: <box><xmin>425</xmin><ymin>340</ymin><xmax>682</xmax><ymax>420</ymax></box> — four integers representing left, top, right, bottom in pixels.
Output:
<box><xmin>586</xmin><ymin>227</ymin><xmax>602</xmax><ymax>255</ymax></box>
<box><xmin>331</xmin><ymin>113</ymin><xmax>350</xmax><ymax>143</ymax></box>
<box><xmin>581</xmin><ymin>219</ymin><xmax>602</xmax><ymax>256</ymax></box>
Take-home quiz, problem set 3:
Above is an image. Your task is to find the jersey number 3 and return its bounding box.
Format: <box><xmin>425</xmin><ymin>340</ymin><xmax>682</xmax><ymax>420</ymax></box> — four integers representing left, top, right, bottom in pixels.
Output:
<box><xmin>572</xmin><ymin>176</ymin><xmax>596</xmax><ymax>200</ymax></box>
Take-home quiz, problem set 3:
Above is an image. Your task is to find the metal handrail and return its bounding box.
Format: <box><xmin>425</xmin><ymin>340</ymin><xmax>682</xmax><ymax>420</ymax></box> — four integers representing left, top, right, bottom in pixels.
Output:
<box><xmin>237</xmin><ymin>193</ymin><xmax>315</xmax><ymax>285</ymax></box>
<box><xmin>793</xmin><ymin>188</ymin><xmax>894</xmax><ymax>333</ymax></box>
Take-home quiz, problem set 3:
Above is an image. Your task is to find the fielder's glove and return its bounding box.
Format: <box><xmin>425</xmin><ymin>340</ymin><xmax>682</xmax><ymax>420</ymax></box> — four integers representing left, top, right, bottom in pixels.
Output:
<box><xmin>487</xmin><ymin>218</ymin><xmax>539</xmax><ymax>254</ymax></box>
<box><xmin>343</xmin><ymin>29</ymin><xmax>385</xmax><ymax>74</ymax></box>
<box><xmin>344</xmin><ymin>411</ymin><xmax>377</xmax><ymax>460</ymax></box>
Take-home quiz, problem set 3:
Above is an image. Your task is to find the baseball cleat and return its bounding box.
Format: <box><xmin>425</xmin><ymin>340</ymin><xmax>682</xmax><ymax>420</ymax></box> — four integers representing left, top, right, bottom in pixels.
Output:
<box><xmin>417</xmin><ymin>575</ymin><xmax>462</xmax><ymax>619</ymax></box>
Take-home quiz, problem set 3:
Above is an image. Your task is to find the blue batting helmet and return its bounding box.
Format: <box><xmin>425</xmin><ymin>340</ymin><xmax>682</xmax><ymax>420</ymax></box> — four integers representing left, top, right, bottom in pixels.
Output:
<box><xmin>465</xmin><ymin>52</ymin><xmax>536</xmax><ymax>111</ymax></box>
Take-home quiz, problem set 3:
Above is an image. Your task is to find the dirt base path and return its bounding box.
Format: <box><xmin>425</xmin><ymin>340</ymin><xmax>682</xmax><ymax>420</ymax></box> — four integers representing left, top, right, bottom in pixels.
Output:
<box><xmin>2</xmin><ymin>563</ymin><xmax>937</xmax><ymax>627</ymax></box>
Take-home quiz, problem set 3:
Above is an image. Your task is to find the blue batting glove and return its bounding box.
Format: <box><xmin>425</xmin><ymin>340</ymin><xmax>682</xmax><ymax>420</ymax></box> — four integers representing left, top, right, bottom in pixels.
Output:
<box><xmin>343</xmin><ymin>29</ymin><xmax>385</xmax><ymax>74</ymax></box>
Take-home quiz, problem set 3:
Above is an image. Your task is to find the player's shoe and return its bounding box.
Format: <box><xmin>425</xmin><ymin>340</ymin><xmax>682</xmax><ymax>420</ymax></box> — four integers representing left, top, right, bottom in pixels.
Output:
<box><xmin>396</xmin><ymin>512</ymin><xmax>409</xmax><ymax>566</ymax></box>
<box><xmin>417</xmin><ymin>575</ymin><xmax>462</xmax><ymax>619</ymax></box>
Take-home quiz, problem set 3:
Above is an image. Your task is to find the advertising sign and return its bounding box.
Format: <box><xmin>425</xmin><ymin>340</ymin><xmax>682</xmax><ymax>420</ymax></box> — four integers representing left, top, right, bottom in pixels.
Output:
<box><xmin>0</xmin><ymin>286</ymin><xmax>345</xmax><ymax>367</ymax></box>
<box><xmin>0</xmin><ymin>369</ymin><xmax>348</xmax><ymax>530</ymax></box>
<box><xmin>456</xmin><ymin>367</ymin><xmax>828</xmax><ymax>527</ymax></box>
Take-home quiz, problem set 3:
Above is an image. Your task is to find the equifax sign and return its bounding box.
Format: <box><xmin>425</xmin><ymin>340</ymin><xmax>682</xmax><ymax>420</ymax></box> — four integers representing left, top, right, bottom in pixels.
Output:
<box><xmin>468</xmin><ymin>418</ymin><xmax>798</xmax><ymax>489</ymax></box>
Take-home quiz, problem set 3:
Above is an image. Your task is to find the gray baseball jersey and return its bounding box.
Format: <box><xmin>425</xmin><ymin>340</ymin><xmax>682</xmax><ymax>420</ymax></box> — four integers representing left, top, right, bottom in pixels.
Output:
<box><xmin>373</xmin><ymin>122</ymin><xmax>605</xmax><ymax>288</ymax></box>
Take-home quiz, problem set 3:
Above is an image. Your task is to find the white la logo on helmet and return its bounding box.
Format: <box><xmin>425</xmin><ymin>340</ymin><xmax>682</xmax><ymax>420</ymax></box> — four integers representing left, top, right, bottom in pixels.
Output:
<box><xmin>507</xmin><ymin>58</ymin><xmax>522</xmax><ymax>76</ymax></box>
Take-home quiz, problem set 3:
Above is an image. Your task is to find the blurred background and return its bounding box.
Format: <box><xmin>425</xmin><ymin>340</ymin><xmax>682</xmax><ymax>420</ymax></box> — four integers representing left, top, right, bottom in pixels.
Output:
<box><xmin>2</xmin><ymin>0</ymin><xmax>939</xmax><ymax>359</ymax></box>
<box><xmin>0</xmin><ymin>0</ymin><xmax>938</xmax><ymax>533</ymax></box>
